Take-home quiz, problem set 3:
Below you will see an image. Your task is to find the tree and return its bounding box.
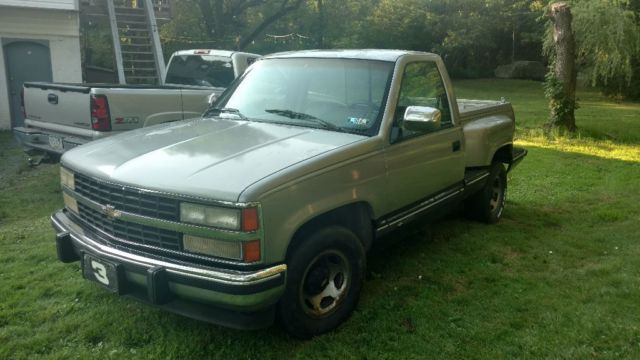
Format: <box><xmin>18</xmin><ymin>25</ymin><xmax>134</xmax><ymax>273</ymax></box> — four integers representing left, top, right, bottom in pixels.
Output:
<box><xmin>544</xmin><ymin>2</ymin><xmax>578</xmax><ymax>132</ymax></box>
<box><xmin>572</xmin><ymin>0</ymin><xmax>640</xmax><ymax>99</ymax></box>
<box><xmin>198</xmin><ymin>0</ymin><xmax>306</xmax><ymax>50</ymax></box>
<box><xmin>161</xmin><ymin>0</ymin><xmax>551</xmax><ymax>79</ymax></box>
<box><xmin>160</xmin><ymin>0</ymin><xmax>305</xmax><ymax>53</ymax></box>
<box><xmin>362</xmin><ymin>0</ymin><xmax>545</xmax><ymax>78</ymax></box>
<box><xmin>572</xmin><ymin>0</ymin><xmax>640</xmax><ymax>88</ymax></box>
<box><xmin>542</xmin><ymin>0</ymin><xmax>640</xmax><ymax>131</ymax></box>
<box><xmin>160</xmin><ymin>1</ymin><xmax>213</xmax><ymax>58</ymax></box>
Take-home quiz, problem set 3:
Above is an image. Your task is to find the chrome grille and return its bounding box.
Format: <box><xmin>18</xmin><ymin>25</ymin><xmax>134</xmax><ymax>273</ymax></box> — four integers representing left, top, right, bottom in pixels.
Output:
<box><xmin>73</xmin><ymin>173</ymin><xmax>182</xmax><ymax>252</ymax></box>
<box><xmin>78</xmin><ymin>203</ymin><xmax>181</xmax><ymax>251</ymax></box>
<box><xmin>74</xmin><ymin>173</ymin><xmax>179</xmax><ymax>221</ymax></box>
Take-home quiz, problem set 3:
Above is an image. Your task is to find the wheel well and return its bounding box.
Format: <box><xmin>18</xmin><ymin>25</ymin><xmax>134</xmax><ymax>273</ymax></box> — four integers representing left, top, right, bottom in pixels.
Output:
<box><xmin>285</xmin><ymin>202</ymin><xmax>374</xmax><ymax>261</ymax></box>
<box><xmin>492</xmin><ymin>144</ymin><xmax>513</xmax><ymax>164</ymax></box>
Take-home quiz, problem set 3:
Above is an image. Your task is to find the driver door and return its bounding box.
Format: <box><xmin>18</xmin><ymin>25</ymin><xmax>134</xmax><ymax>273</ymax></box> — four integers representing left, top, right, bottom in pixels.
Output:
<box><xmin>384</xmin><ymin>61</ymin><xmax>465</xmax><ymax>212</ymax></box>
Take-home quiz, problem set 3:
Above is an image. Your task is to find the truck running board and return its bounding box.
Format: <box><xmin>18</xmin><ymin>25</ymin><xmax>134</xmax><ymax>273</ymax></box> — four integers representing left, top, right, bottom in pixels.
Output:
<box><xmin>376</xmin><ymin>184</ymin><xmax>466</xmax><ymax>236</ymax></box>
<box><xmin>508</xmin><ymin>147</ymin><xmax>528</xmax><ymax>173</ymax></box>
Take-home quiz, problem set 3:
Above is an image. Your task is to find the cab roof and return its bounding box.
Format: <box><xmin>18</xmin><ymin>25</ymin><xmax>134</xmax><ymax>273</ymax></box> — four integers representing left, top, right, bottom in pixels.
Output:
<box><xmin>263</xmin><ymin>49</ymin><xmax>433</xmax><ymax>62</ymax></box>
<box><xmin>170</xmin><ymin>49</ymin><xmax>260</xmax><ymax>58</ymax></box>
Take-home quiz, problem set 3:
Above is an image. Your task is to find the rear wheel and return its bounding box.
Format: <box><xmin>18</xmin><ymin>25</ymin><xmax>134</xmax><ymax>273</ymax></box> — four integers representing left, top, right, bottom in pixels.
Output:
<box><xmin>465</xmin><ymin>162</ymin><xmax>507</xmax><ymax>224</ymax></box>
<box><xmin>278</xmin><ymin>226</ymin><xmax>365</xmax><ymax>339</ymax></box>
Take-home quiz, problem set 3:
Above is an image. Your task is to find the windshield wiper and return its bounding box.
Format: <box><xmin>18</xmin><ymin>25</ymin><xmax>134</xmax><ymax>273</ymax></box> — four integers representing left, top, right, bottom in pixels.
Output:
<box><xmin>264</xmin><ymin>109</ymin><xmax>345</xmax><ymax>133</ymax></box>
<box><xmin>204</xmin><ymin>107</ymin><xmax>249</xmax><ymax>120</ymax></box>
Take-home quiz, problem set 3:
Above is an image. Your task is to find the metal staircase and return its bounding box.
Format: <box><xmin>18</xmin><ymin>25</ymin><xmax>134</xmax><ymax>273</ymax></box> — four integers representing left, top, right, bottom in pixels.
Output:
<box><xmin>106</xmin><ymin>0</ymin><xmax>166</xmax><ymax>85</ymax></box>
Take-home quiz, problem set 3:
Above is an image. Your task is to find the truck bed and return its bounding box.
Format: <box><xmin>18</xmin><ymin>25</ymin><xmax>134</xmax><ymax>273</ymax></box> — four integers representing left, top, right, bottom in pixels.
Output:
<box><xmin>457</xmin><ymin>99</ymin><xmax>513</xmax><ymax>125</ymax></box>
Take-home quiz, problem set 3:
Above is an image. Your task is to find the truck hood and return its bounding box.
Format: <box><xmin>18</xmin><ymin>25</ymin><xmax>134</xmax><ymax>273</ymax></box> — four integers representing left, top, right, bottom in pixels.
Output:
<box><xmin>62</xmin><ymin>117</ymin><xmax>365</xmax><ymax>202</ymax></box>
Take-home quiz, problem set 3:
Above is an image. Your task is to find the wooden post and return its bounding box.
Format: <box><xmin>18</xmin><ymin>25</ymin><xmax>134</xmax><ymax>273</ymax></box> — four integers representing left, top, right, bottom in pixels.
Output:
<box><xmin>549</xmin><ymin>2</ymin><xmax>577</xmax><ymax>131</ymax></box>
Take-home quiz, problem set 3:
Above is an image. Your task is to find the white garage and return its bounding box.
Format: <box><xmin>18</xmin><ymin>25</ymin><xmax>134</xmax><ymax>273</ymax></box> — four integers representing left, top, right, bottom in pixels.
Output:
<box><xmin>0</xmin><ymin>0</ymin><xmax>82</xmax><ymax>129</ymax></box>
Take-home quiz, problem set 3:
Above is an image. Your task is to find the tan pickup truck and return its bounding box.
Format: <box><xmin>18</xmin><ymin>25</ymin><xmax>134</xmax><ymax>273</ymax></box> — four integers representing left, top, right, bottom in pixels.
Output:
<box><xmin>14</xmin><ymin>49</ymin><xmax>259</xmax><ymax>162</ymax></box>
<box><xmin>51</xmin><ymin>50</ymin><xmax>526</xmax><ymax>338</ymax></box>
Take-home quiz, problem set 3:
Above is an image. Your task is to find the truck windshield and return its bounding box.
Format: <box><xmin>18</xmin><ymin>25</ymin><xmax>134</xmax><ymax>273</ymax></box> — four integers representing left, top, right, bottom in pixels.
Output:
<box><xmin>216</xmin><ymin>58</ymin><xmax>394</xmax><ymax>135</ymax></box>
<box><xmin>165</xmin><ymin>55</ymin><xmax>235</xmax><ymax>87</ymax></box>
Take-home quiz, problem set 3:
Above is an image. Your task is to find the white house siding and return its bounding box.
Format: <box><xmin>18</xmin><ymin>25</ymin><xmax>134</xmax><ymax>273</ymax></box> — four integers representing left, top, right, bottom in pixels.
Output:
<box><xmin>0</xmin><ymin>0</ymin><xmax>78</xmax><ymax>11</ymax></box>
<box><xmin>0</xmin><ymin>4</ymin><xmax>81</xmax><ymax>129</ymax></box>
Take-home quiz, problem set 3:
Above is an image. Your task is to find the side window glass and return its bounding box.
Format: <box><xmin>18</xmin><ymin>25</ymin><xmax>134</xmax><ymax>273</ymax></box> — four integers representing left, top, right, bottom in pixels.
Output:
<box><xmin>393</xmin><ymin>62</ymin><xmax>452</xmax><ymax>141</ymax></box>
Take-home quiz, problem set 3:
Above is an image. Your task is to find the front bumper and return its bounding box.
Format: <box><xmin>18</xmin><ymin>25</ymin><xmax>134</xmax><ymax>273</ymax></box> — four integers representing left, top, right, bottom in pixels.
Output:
<box><xmin>51</xmin><ymin>209</ymin><xmax>286</xmax><ymax>330</ymax></box>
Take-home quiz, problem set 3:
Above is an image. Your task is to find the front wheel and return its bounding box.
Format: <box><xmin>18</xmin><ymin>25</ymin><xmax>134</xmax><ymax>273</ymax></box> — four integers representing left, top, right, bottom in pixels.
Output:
<box><xmin>277</xmin><ymin>226</ymin><xmax>365</xmax><ymax>339</ymax></box>
<box><xmin>465</xmin><ymin>162</ymin><xmax>507</xmax><ymax>224</ymax></box>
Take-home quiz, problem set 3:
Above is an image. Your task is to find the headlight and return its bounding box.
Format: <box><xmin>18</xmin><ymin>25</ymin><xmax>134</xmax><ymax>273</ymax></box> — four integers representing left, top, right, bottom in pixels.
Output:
<box><xmin>180</xmin><ymin>202</ymin><xmax>241</xmax><ymax>230</ymax></box>
<box><xmin>60</xmin><ymin>167</ymin><xmax>75</xmax><ymax>190</ymax></box>
<box><xmin>183</xmin><ymin>235</ymin><xmax>242</xmax><ymax>260</ymax></box>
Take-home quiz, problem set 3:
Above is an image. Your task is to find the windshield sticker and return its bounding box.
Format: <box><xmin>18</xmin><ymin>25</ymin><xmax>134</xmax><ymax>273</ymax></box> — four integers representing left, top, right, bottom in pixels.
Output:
<box><xmin>348</xmin><ymin>117</ymin><xmax>370</xmax><ymax>127</ymax></box>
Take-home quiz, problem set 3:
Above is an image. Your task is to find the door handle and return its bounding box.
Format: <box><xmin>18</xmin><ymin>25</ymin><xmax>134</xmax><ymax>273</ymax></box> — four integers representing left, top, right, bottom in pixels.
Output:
<box><xmin>48</xmin><ymin>93</ymin><xmax>58</xmax><ymax>105</ymax></box>
<box><xmin>452</xmin><ymin>140</ymin><xmax>461</xmax><ymax>152</ymax></box>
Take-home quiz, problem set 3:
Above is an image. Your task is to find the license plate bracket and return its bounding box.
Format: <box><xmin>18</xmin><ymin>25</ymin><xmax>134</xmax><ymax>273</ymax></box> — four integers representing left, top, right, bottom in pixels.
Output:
<box><xmin>82</xmin><ymin>254</ymin><xmax>120</xmax><ymax>293</ymax></box>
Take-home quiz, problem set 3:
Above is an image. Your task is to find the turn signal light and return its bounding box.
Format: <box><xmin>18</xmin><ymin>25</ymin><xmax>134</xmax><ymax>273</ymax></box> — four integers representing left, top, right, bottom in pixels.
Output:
<box><xmin>243</xmin><ymin>240</ymin><xmax>261</xmax><ymax>263</ymax></box>
<box><xmin>242</xmin><ymin>207</ymin><xmax>259</xmax><ymax>232</ymax></box>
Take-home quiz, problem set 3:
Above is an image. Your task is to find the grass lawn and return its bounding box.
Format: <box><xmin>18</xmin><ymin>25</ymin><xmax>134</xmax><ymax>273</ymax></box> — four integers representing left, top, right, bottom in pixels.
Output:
<box><xmin>1</xmin><ymin>79</ymin><xmax>639</xmax><ymax>359</ymax></box>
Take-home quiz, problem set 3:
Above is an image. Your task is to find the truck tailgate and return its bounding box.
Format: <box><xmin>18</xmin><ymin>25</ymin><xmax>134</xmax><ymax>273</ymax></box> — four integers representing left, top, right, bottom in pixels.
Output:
<box><xmin>23</xmin><ymin>82</ymin><xmax>92</xmax><ymax>130</ymax></box>
<box><xmin>93</xmin><ymin>88</ymin><xmax>184</xmax><ymax>129</ymax></box>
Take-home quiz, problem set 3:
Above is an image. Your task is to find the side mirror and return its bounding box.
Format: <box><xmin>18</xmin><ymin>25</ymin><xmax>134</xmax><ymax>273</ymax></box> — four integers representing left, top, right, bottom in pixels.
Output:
<box><xmin>208</xmin><ymin>93</ymin><xmax>218</xmax><ymax>106</ymax></box>
<box><xmin>403</xmin><ymin>106</ymin><xmax>441</xmax><ymax>132</ymax></box>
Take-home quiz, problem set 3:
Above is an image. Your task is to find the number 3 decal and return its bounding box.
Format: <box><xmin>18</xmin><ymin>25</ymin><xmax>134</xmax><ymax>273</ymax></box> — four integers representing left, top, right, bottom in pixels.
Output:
<box><xmin>91</xmin><ymin>260</ymin><xmax>110</xmax><ymax>286</ymax></box>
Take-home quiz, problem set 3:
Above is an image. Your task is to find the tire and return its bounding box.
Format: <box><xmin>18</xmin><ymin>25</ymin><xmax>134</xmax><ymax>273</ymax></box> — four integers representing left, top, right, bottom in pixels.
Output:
<box><xmin>277</xmin><ymin>226</ymin><xmax>366</xmax><ymax>339</ymax></box>
<box><xmin>465</xmin><ymin>162</ymin><xmax>507</xmax><ymax>224</ymax></box>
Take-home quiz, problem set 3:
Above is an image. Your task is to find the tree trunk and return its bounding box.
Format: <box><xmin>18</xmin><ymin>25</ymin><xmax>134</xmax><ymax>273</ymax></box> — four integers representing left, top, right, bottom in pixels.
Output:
<box><xmin>548</xmin><ymin>2</ymin><xmax>577</xmax><ymax>132</ymax></box>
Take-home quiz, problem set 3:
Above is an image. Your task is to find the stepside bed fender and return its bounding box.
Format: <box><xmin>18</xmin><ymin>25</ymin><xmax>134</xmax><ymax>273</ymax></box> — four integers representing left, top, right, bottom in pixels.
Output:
<box><xmin>463</xmin><ymin>113</ymin><xmax>515</xmax><ymax>168</ymax></box>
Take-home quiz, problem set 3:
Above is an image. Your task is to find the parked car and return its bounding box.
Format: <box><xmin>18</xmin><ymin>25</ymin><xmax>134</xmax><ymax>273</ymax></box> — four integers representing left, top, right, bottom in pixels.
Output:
<box><xmin>14</xmin><ymin>49</ymin><xmax>259</xmax><ymax>161</ymax></box>
<box><xmin>51</xmin><ymin>49</ymin><xmax>526</xmax><ymax>338</ymax></box>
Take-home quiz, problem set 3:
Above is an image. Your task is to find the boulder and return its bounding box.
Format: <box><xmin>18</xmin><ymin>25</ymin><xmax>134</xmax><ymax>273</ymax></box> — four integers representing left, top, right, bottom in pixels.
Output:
<box><xmin>495</xmin><ymin>61</ymin><xmax>546</xmax><ymax>81</ymax></box>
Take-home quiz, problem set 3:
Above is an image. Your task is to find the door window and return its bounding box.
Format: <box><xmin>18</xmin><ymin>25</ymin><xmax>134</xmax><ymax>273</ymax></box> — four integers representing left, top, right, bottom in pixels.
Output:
<box><xmin>392</xmin><ymin>62</ymin><xmax>452</xmax><ymax>141</ymax></box>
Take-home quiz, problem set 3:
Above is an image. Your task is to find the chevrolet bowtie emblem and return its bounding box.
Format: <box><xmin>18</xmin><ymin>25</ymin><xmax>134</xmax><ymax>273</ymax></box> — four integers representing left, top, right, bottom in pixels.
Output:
<box><xmin>102</xmin><ymin>204</ymin><xmax>121</xmax><ymax>219</ymax></box>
